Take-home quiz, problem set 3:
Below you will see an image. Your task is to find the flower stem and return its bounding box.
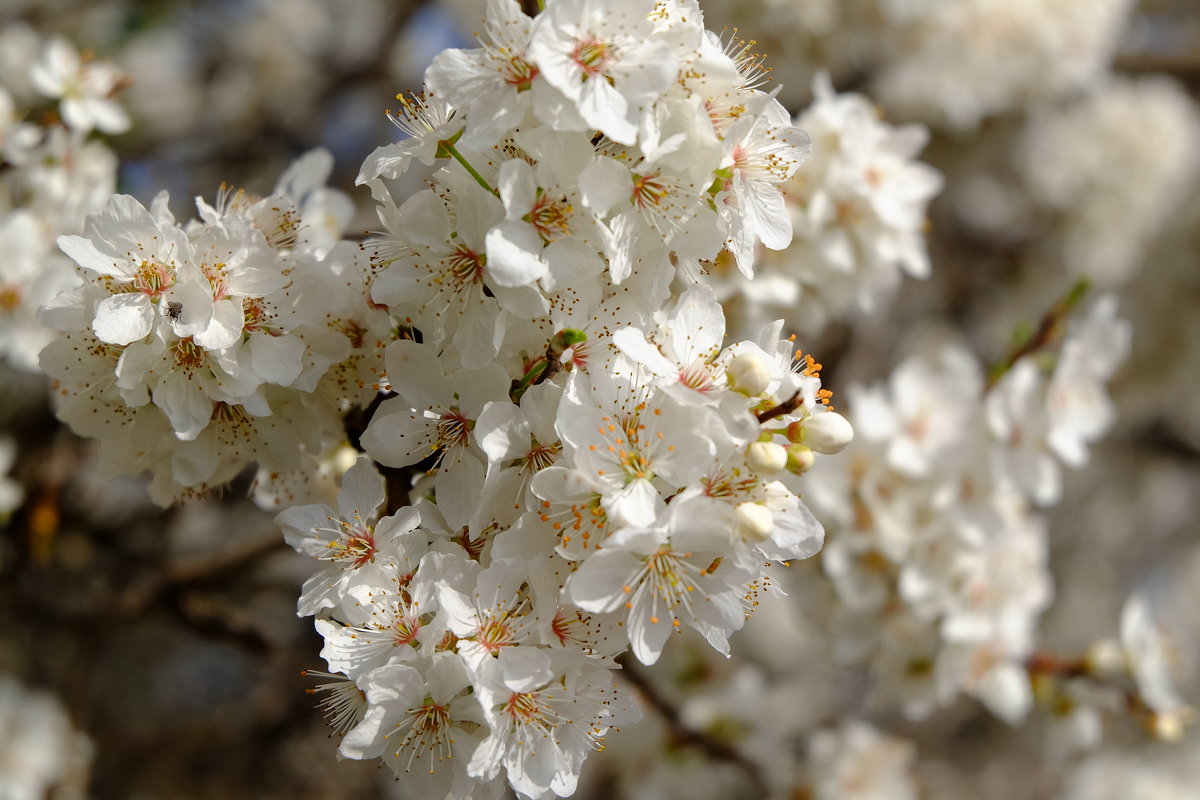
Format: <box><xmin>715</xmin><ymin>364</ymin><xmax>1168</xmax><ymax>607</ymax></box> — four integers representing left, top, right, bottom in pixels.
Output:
<box><xmin>511</xmin><ymin>329</ymin><xmax>587</xmax><ymax>401</ymax></box>
<box><xmin>440</xmin><ymin>139</ymin><xmax>498</xmax><ymax>196</ymax></box>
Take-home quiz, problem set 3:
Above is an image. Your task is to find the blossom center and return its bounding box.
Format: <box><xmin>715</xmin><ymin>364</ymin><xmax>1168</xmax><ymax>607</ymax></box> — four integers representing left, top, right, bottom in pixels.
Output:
<box><xmin>331</xmin><ymin>523</ymin><xmax>376</xmax><ymax>567</ymax></box>
<box><xmin>617</xmin><ymin>414</ymin><xmax>653</xmax><ymax>480</ymax></box>
<box><xmin>503</xmin><ymin>691</ymin><xmax>546</xmax><ymax>723</ymax></box>
<box><xmin>211</xmin><ymin>401</ymin><xmax>252</xmax><ymax>428</ymax></box>
<box><xmin>0</xmin><ymin>286</ymin><xmax>21</xmax><ymax>311</ymax></box>
<box><xmin>336</xmin><ymin>319</ymin><xmax>367</xmax><ymax>348</ymax></box>
<box><xmin>621</xmin><ymin>546</ymin><xmax>710</xmax><ymax>626</ymax></box>
<box><xmin>835</xmin><ymin>199</ymin><xmax>863</xmax><ymax>227</ymax></box>
<box><xmin>446</xmin><ymin>243</ymin><xmax>486</xmax><ymax>286</ymax></box>
<box><xmin>478</xmin><ymin>616</ymin><xmax>514</xmax><ymax>654</ymax></box>
<box><xmin>389</xmin><ymin>700</ymin><xmax>453</xmax><ymax>773</ymax></box>
<box><xmin>455</xmin><ymin>527</ymin><xmax>487</xmax><ymax>561</ymax></box>
<box><xmin>259</xmin><ymin>207</ymin><xmax>301</xmax><ymax>248</ymax></box>
<box><xmin>527</xmin><ymin>192</ymin><xmax>573</xmax><ymax>241</ymax></box>
<box><xmin>631</xmin><ymin>173</ymin><xmax>669</xmax><ymax>209</ymax></box>
<box><xmin>387</xmin><ymin>91</ymin><xmax>454</xmax><ymax>139</ymax></box>
<box><xmin>701</xmin><ymin>469</ymin><xmax>758</xmax><ymax>499</ymax></box>
<box><xmin>550</xmin><ymin>607</ymin><xmax>595</xmax><ymax>650</ymax></box>
<box><xmin>678</xmin><ymin>358</ymin><xmax>719</xmax><ymax>393</ymax></box>
<box><xmin>502</xmin><ymin>55</ymin><xmax>538</xmax><ymax>90</ymax></box>
<box><xmin>392</xmin><ymin>614</ymin><xmax>421</xmax><ymax>647</ymax></box>
<box><xmin>202</xmin><ymin>263</ymin><xmax>231</xmax><ymax>301</ymax></box>
<box><xmin>435</xmin><ymin>408</ymin><xmax>473</xmax><ymax>450</ymax></box>
<box><xmin>648</xmin><ymin>549</ymin><xmax>688</xmax><ymax>589</ymax></box>
<box><xmin>173</xmin><ymin>337</ymin><xmax>206</xmax><ymax>369</ymax></box>
<box><xmin>551</xmin><ymin>495</ymin><xmax>609</xmax><ymax>552</ymax></box>
<box><xmin>132</xmin><ymin>259</ymin><xmax>173</xmax><ymax>298</ymax></box>
<box><xmin>571</xmin><ymin>38</ymin><xmax>613</xmax><ymax>77</ymax></box>
<box><xmin>242</xmin><ymin>298</ymin><xmax>273</xmax><ymax>334</ymax></box>
<box><xmin>522</xmin><ymin>435</ymin><xmax>561</xmax><ymax>475</ymax></box>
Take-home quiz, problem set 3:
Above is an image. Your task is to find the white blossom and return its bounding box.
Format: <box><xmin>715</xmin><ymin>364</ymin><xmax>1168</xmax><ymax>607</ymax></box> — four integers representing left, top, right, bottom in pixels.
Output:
<box><xmin>30</xmin><ymin>36</ymin><xmax>129</xmax><ymax>134</ymax></box>
<box><xmin>0</xmin><ymin>674</ymin><xmax>93</xmax><ymax>800</ymax></box>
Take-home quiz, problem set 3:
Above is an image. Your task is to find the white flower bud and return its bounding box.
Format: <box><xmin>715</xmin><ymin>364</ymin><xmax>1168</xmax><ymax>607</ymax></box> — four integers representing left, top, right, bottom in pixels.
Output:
<box><xmin>1083</xmin><ymin>638</ymin><xmax>1125</xmax><ymax>677</ymax></box>
<box><xmin>786</xmin><ymin>444</ymin><xmax>815</xmax><ymax>474</ymax></box>
<box><xmin>331</xmin><ymin>444</ymin><xmax>360</xmax><ymax>475</ymax></box>
<box><xmin>727</xmin><ymin>352</ymin><xmax>770</xmax><ymax>396</ymax></box>
<box><xmin>735</xmin><ymin>502</ymin><xmax>774</xmax><ymax>542</ymax></box>
<box><xmin>746</xmin><ymin>441</ymin><xmax>787</xmax><ymax>475</ymax></box>
<box><xmin>801</xmin><ymin>411</ymin><xmax>854</xmax><ymax>454</ymax></box>
<box><xmin>1149</xmin><ymin>711</ymin><xmax>1186</xmax><ymax>742</ymax></box>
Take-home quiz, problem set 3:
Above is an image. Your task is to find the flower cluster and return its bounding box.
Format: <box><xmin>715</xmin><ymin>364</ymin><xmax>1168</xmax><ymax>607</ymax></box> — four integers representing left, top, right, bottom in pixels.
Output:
<box><xmin>2</xmin><ymin>0</ymin><xmax>1195</xmax><ymax>797</ymax></box>
<box><xmin>39</xmin><ymin>150</ymin><xmax>382</xmax><ymax>505</ymax></box>
<box><xmin>275</xmin><ymin>0</ymin><xmax>850</xmax><ymax>795</ymax></box>
<box><xmin>807</xmin><ymin>720</ymin><xmax>918</xmax><ymax>800</ymax></box>
<box><xmin>0</xmin><ymin>31</ymin><xmax>122</xmax><ymax>374</ymax></box>
<box><xmin>868</xmin><ymin>0</ymin><xmax>1133</xmax><ymax>131</ymax></box>
<box><xmin>1016</xmin><ymin>75</ymin><xmax>1200</xmax><ymax>285</ymax></box>
<box><xmin>702</xmin><ymin>0</ymin><xmax>1134</xmax><ymax>131</ymax></box>
<box><xmin>802</xmin><ymin>294</ymin><xmax>1133</xmax><ymax>724</ymax></box>
<box><xmin>715</xmin><ymin>73</ymin><xmax>942</xmax><ymax>333</ymax></box>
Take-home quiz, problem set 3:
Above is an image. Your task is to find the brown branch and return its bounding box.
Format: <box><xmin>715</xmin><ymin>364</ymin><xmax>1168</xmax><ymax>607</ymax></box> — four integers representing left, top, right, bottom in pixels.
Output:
<box><xmin>1024</xmin><ymin>650</ymin><xmax>1188</xmax><ymax>736</ymax></box>
<box><xmin>984</xmin><ymin>278</ymin><xmax>1089</xmax><ymax>392</ymax></box>
<box><xmin>1025</xmin><ymin>652</ymin><xmax>1088</xmax><ymax>681</ymax></box>
<box><xmin>533</xmin><ymin>338</ymin><xmax>567</xmax><ymax>389</ymax></box>
<box><xmin>756</xmin><ymin>390</ymin><xmax>802</xmax><ymax>424</ymax></box>
<box><xmin>1115</xmin><ymin>51</ymin><xmax>1200</xmax><ymax>76</ymax></box>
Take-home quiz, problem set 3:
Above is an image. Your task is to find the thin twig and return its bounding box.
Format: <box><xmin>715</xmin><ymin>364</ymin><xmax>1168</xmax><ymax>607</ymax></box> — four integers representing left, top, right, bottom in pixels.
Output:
<box><xmin>984</xmin><ymin>278</ymin><xmax>1089</xmax><ymax>392</ymax></box>
<box><xmin>756</xmin><ymin>390</ymin><xmax>802</xmax><ymax>424</ymax></box>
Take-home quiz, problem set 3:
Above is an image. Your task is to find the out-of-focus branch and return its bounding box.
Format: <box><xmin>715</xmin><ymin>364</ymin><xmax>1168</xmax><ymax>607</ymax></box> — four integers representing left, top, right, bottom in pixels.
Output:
<box><xmin>114</xmin><ymin>529</ymin><xmax>284</xmax><ymax>617</ymax></box>
<box><xmin>1114</xmin><ymin>8</ymin><xmax>1200</xmax><ymax>81</ymax></box>
<box><xmin>616</xmin><ymin>654</ymin><xmax>770</xmax><ymax>797</ymax></box>
<box><xmin>1115</xmin><ymin>51</ymin><xmax>1200</xmax><ymax>76</ymax></box>
<box><xmin>984</xmin><ymin>278</ymin><xmax>1089</xmax><ymax>391</ymax></box>
<box><xmin>167</xmin><ymin>589</ymin><xmax>274</xmax><ymax>653</ymax></box>
<box><xmin>1026</xmin><ymin>651</ymin><xmax>1196</xmax><ymax>741</ymax></box>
